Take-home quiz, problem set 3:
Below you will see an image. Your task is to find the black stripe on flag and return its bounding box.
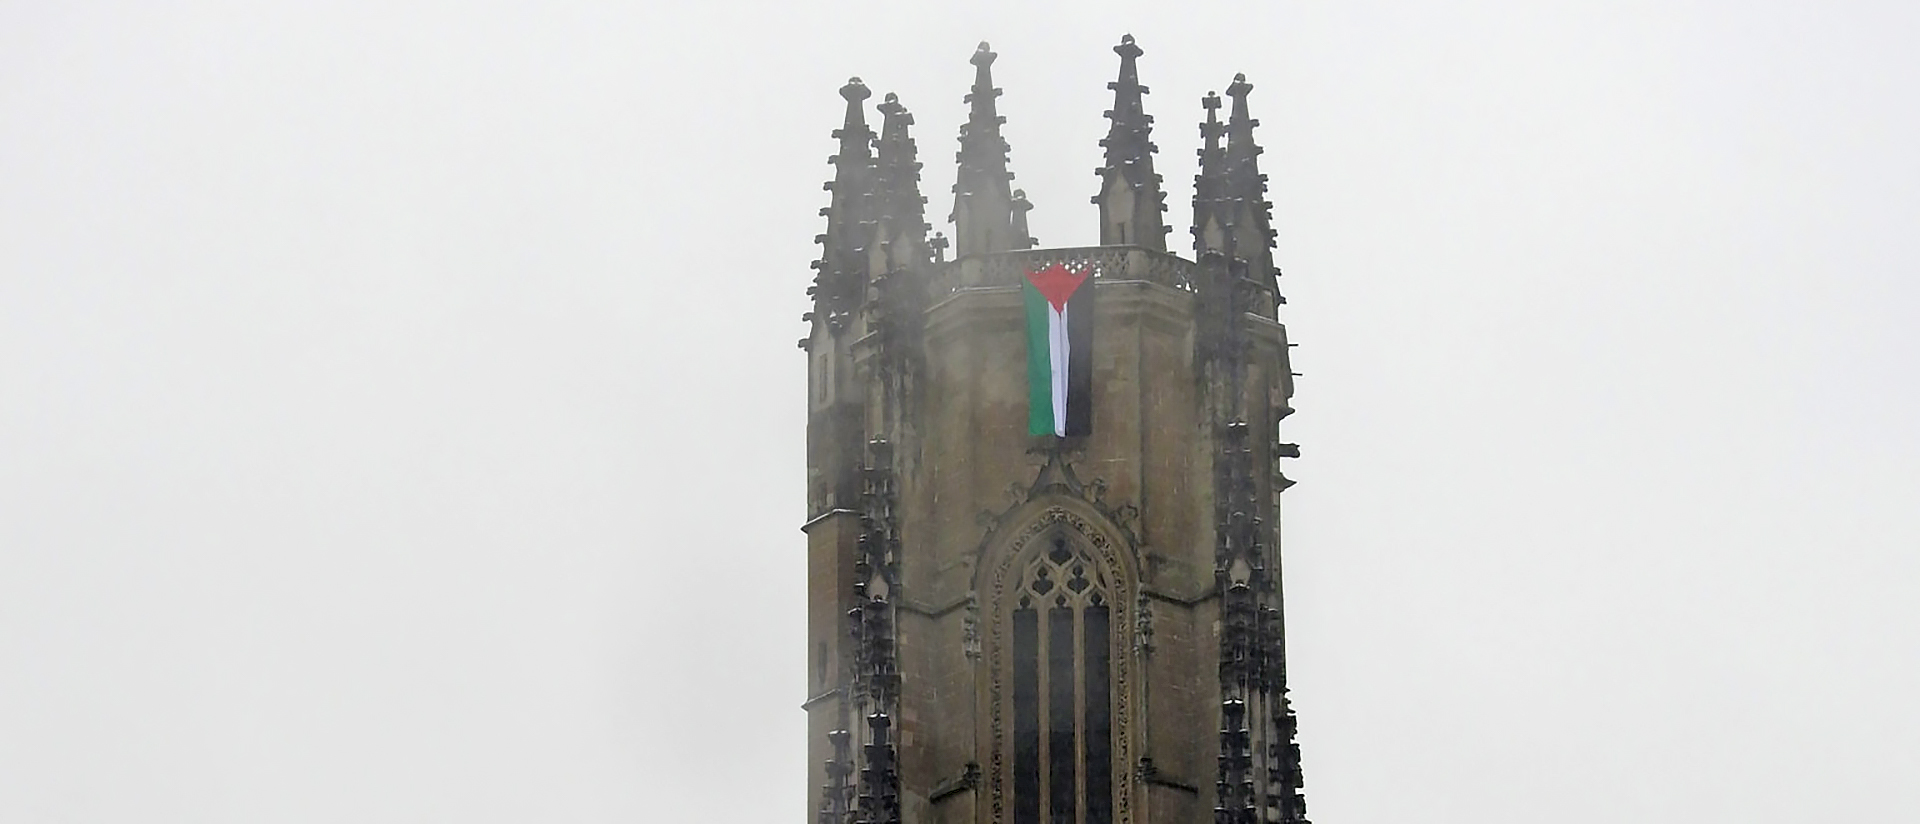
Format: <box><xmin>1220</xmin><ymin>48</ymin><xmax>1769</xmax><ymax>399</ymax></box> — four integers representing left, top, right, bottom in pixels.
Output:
<box><xmin>1064</xmin><ymin>276</ymin><xmax>1094</xmax><ymax>437</ymax></box>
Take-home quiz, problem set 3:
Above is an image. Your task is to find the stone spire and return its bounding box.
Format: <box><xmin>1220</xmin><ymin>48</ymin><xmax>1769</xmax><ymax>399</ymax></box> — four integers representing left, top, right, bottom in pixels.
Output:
<box><xmin>874</xmin><ymin>92</ymin><xmax>929</xmax><ymax>270</ymax></box>
<box><xmin>1223</xmin><ymin>73</ymin><xmax>1280</xmax><ymax>298</ymax></box>
<box><xmin>1191</xmin><ymin>91</ymin><xmax>1230</xmax><ymax>257</ymax></box>
<box><xmin>809</xmin><ymin>78</ymin><xmax>879</xmax><ymax>332</ymax></box>
<box><xmin>950</xmin><ymin>42</ymin><xmax>1018</xmax><ymax>258</ymax></box>
<box><xmin>1092</xmin><ymin>34</ymin><xmax>1168</xmax><ymax>250</ymax></box>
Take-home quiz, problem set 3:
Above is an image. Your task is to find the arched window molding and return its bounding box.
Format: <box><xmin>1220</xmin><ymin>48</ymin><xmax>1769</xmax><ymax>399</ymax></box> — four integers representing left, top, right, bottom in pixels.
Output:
<box><xmin>979</xmin><ymin>503</ymin><xmax>1138</xmax><ymax>824</ymax></box>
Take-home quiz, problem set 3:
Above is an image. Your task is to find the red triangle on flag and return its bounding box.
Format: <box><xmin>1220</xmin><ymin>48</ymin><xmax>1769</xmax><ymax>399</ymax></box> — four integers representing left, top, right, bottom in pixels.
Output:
<box><xmin>1025</xmin><ymin>263</ymin><xmax>1091</xmax><ymax>311</ymax></box>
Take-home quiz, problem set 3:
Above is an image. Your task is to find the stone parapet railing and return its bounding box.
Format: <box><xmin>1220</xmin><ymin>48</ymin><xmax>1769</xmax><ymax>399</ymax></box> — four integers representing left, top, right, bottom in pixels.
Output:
<box><xmin>929</xmin><ymin>245</ymin><xmax>1199</xmax><ymax>296</ymax></box>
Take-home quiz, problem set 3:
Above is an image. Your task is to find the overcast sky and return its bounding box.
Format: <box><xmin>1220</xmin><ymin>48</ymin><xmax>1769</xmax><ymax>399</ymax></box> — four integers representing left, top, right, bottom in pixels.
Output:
<box><xmin>3</xmin><ymin>1</ymin><xmax>1917</xmax><ymax>821</ymax></box>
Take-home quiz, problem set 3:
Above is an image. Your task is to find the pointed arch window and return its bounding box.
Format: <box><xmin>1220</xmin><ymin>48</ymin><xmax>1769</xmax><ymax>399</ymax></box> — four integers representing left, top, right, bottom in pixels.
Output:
<box><xmin>1009</xmin><ymin>534</ymin><xmax>1113</xmax><ymax>824</ymax></box>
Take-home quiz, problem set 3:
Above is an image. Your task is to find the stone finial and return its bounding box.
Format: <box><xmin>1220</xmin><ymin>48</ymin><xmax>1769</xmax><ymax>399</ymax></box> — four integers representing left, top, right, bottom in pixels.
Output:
<box><xmin>970</xmin><ymin>40</ymin><xmax>996</xmax><ymax>68</ymax></box>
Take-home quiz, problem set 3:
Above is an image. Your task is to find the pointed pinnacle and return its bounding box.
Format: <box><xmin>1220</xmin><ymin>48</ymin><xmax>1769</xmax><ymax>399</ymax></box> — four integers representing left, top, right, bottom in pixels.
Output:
<box><xmin>1094</xmin><ymin>32</ymin><xmax>1165</xmax><ymax>249</ymax></box>
<box><xmin>815</xmin><ymin>77</ymin><xmax>878</xmax><ymax>321</ymax></box>
<box><xmin>875</xmin><ymin>91</ymin><xmax>929</xmax><ymax>265</ymax></box>
<box><xmin>1193</xmin><ymin>91</ymin><xmax>1232</xmax><ymax>257</ymax></box>
<box><xmin>953</xmin><ymin>41</ymin><xmax>1016</xmax><ymax>256</ymax></box>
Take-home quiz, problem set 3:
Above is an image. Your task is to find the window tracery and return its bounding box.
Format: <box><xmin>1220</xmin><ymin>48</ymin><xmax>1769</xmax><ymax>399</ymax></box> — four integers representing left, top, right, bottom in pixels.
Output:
<box><xmin>987</xmin><ymin>510</ymin><xmax>1131</xmax><ymax>824</ymax></box>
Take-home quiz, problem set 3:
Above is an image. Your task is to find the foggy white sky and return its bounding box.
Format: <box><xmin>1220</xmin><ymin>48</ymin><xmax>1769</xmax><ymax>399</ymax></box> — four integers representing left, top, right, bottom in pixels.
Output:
<box><xmin>2</xmin><ymin>1</ymin><xmax>1916</xmax><ymax>821</ymax></box>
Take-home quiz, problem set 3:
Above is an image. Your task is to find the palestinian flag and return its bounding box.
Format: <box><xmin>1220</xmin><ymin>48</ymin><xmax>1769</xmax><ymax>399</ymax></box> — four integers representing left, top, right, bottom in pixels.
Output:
<box><xmin>1023</xmin><ymin>262</ymin><xmax>1094</xmax><ymax>437</ymax></box>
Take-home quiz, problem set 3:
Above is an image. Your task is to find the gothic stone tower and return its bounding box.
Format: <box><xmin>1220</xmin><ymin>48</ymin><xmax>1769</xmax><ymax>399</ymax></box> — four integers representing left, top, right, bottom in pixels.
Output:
<box><xmin>802</xmin><ymin>37</ymin><xmax>1307</xmax><ymax>824</ymax></box>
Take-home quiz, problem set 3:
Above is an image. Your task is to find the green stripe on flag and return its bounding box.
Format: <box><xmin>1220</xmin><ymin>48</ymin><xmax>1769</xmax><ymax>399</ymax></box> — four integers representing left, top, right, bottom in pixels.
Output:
<box><xmin>1023</xmin><ymin>281</ymin><xmax>1055</xmax><ymax>436</ymax></box>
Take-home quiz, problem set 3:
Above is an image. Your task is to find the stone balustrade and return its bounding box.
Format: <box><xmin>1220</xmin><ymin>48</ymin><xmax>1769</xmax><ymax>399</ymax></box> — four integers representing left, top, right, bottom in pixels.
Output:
<box><xmin>929</xmin><ymin>245</ymin><xmax>1199</xmax><ymax>296</ymax></box>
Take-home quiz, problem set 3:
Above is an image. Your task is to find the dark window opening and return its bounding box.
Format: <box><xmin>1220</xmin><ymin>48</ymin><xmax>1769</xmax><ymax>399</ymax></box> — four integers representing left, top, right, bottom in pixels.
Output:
<box><xmin>1008</xmin><ymin>534</ymin><xmax>1116</xmax><ymax>824</ymax></box>
<box><xmin>1014</xmin><ymin>605</ymin><xmax>1040</xmax><ymax>824</ymax></box>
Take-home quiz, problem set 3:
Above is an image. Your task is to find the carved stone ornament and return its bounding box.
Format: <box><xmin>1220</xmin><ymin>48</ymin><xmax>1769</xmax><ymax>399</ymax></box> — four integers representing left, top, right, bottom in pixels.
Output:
<box><xmin>976</xmin><ymin>447</ymin><xmax>1145</xmax><ymax>552</ymax></box>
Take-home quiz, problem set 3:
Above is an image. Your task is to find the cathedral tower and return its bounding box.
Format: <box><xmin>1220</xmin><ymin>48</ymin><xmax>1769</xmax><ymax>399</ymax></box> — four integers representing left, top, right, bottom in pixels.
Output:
<box><xmin>803</xmin><ymin>38</ymin><xmax>1307</xmax><ymax>824</ymax></box>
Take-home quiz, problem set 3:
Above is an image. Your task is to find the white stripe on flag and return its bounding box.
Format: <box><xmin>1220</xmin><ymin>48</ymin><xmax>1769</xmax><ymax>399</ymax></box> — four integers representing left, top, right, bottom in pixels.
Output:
<box><xmin>1049</xmin><ymin>304</ymin><xmax>1069</xmax><ymax>437</ymax></box>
